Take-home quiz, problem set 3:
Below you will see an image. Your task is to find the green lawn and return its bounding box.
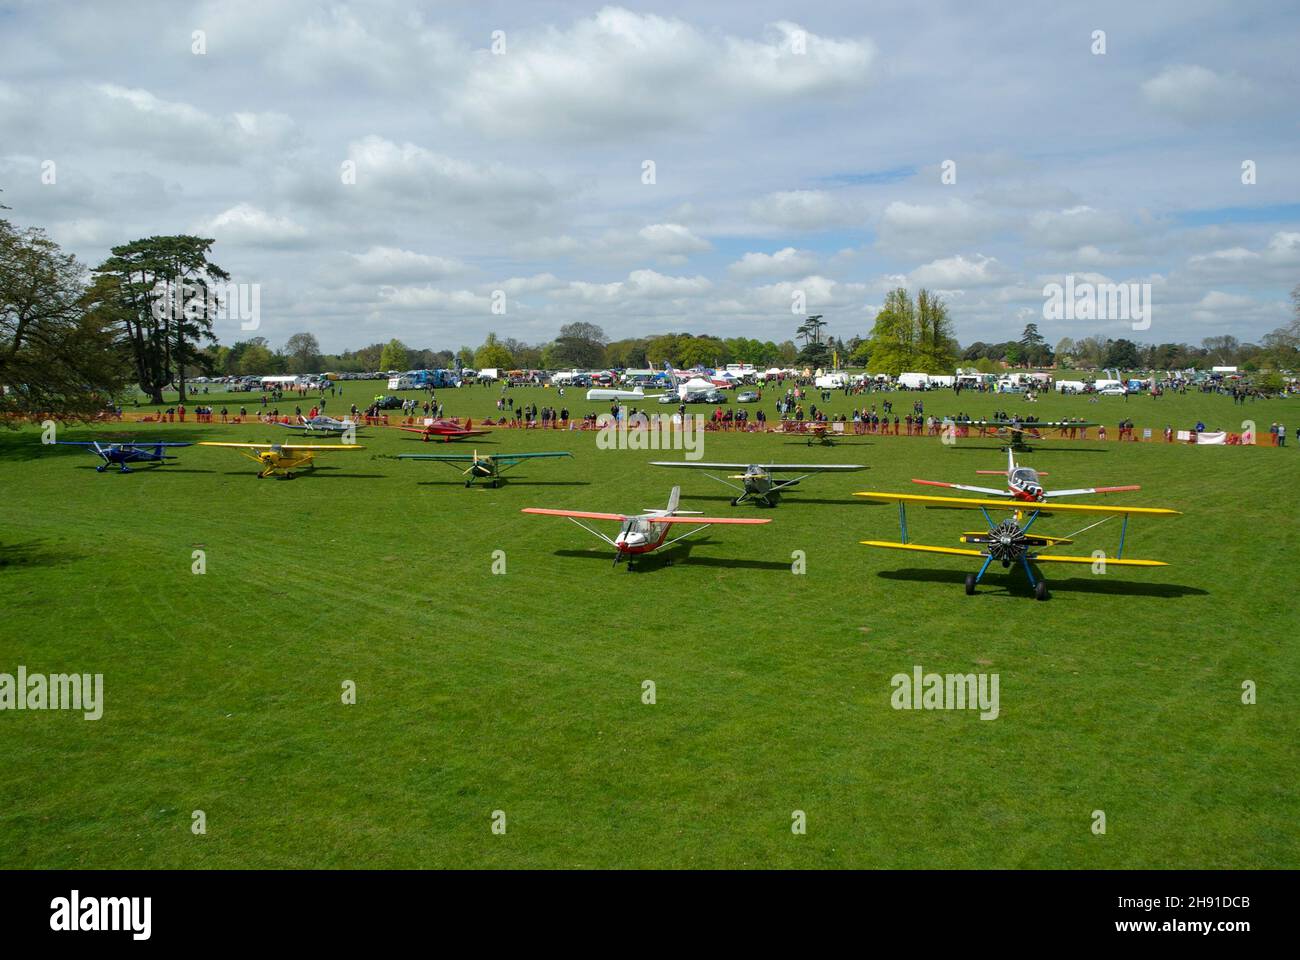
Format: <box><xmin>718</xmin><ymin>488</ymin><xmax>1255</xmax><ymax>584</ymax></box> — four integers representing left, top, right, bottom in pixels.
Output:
<box><xmin>1</xmin><ymin>381</ymin><xmax>1296</xmax><ymax>868</ymax></box>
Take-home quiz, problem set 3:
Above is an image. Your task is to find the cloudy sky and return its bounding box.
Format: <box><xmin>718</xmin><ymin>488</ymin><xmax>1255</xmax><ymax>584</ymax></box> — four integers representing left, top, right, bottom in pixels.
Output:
<box><xmin>1</xmin><ymin>0</ymin><xmax>1297</xmax><ymax>353</ymax></box>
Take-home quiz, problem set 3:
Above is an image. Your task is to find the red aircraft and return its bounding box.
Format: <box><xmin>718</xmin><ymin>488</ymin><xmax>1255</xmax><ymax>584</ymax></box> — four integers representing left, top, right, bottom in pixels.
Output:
<box><xmin>399</xmin><ymin>418</ymin><xmax>491</xmax><ymax>442</ymax></box>
<box><xmin>522</xmin><ymin>486</ymin><xmax>770</xmax><ymax>569</ymax></box>
<box><xmin>912</xmin><ymin>448</ymin><xmax>1139</xmax><ymax>503</ymax></box>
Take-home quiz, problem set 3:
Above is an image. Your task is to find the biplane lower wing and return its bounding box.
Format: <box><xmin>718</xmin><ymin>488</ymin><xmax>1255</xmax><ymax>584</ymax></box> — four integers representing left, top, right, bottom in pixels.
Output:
<box><xmin>861</xmin><ymin>541</ymin><xmax>985</xmax><ymax>558</ymax></box>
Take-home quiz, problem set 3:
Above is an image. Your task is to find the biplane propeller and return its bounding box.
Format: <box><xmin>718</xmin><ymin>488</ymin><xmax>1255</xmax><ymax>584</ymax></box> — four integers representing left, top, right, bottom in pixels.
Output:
<box><xmin>397</xmin><ymin>449</ymin><xmax>571</xmax><ymax>487</ymax></box>
<box><xmin>854</xmin><ymin>491</ymin><xmax>1179</xmax><ymax>600</ymax></box>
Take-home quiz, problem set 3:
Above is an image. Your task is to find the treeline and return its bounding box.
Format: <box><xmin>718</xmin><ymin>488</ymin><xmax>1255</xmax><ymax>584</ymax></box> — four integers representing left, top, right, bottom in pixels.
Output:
<box><xmin>224</xmin><ymin>324</ymin><xmax>807</xmax><ymax>377</ymax></box>
<box><xmin>5</xmin><ymin>199</ymin><xmax>1298</xmax><ymax>422</ymax></box>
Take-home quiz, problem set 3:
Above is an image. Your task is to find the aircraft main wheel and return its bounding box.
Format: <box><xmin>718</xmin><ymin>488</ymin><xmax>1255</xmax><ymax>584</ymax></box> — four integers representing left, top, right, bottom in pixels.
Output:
<box><xmin>964</xmin><ymin>573</ymin><xmax>977</xmax><ymax>595</ymax></box>
<box><xmin>730</xmin><ymin>497</ymin><xmax>740</xmax><ymax>506</ymax></box>
<box><xmin>1034</xmin><ymin>580</ymin><xmax>1049</xmax><ymax>601</ymax></box>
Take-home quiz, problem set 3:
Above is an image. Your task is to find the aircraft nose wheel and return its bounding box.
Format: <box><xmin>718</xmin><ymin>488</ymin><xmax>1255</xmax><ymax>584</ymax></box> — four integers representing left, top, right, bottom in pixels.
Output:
<box><xmin>964</xmin><ymin>573</ymin><xmax>977</xmax><ymax>595</ymax></box>
<box><xmin>1034</xmin><ymin>580</ymin><xmax>1049</xmax><ymax>601</ymax></box>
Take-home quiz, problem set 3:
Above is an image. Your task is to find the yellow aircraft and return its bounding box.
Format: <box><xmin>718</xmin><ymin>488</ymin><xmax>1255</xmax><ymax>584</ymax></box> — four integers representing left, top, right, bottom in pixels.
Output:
<box><xmin>199</xmin><ymin>441</ymin><xmax>364</xmax><ymax>479</ymax></box>
<box><xmin>854</xmin><ymin>491</ymin><xmax>1180</xmax><ymax>600</ymax></box>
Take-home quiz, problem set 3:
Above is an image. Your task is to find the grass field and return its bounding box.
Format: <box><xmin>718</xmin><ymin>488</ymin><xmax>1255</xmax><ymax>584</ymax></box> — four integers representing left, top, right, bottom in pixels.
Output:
<box><xmin>2</xmin><ymin>381</ymin><xmax>1297</xmax><ymax>868</ymax></box>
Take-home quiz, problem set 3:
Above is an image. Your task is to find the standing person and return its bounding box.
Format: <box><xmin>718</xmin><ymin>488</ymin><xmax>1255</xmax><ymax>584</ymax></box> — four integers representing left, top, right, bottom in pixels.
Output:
<box><xmin>1279</xmin><ymin>422</ymin><xmax>1287</xmax><ymax>447</ymax></box>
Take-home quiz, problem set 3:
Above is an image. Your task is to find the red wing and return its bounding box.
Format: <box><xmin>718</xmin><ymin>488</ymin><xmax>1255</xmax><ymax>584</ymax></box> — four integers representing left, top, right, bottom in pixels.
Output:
<box><xmin>398</xmin><ymin>427</ymin><xmax>428</xmax><ymax>434</ymax></box>
<box><xmin>521</xmin><ymin>508</ymin><xmax>627</xmax><ymax>521</ymax></box>
<box><xmin>652</xmin><ymin>516</ymin><xmax>771</xmax><ymax>525</ymax></box>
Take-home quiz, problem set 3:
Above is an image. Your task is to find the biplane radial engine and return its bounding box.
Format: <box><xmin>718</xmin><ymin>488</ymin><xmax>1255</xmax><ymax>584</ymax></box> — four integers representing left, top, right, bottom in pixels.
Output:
<box><xmin>855</xmin><ymin>491</ymin><xmax>1179</xmax><ymax>600</ymax></box>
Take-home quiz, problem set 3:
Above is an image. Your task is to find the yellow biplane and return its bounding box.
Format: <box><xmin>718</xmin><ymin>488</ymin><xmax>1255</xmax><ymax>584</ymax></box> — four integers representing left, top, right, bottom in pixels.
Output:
<box><xmin>854</xmin><ymin>491</ymin><xmax>1180</xmax><ymax>600</ymax></box>
<box><xmin>199</xmin><ymin>441</ymin><xmax>364</xmax><ymax>479</ymax></box>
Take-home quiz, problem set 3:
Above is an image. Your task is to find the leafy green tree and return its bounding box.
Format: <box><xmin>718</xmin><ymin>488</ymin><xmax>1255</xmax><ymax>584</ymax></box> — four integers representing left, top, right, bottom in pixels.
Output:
<box><xmin>548</xmin><ymin>322</ymin><xmax>608</xmax><ymax>369</ymax></box>
<box><xmin>0</xmin><ymin>219</ymin><xmax>130</xmax><ymax>420</ymax></box>
<box><xmin>1104</xmin><ymin>338</ymin><xmax>1140</xmax><ymax>369</ymax></box>
<box><xmin>474</xmin><ymin>332</ymin><xmax>515</xmax><ymax>370</ymax></box>
<box><xmin>93</xmin><ymin>235</ymin><xmax>228</xmax><ymax>402</ymax></box>
<box><xmin>677</xmin><ymin>335</ymin><xmax>728</xmax><ymax>368</ymax></box>
<box><xmin>863</xmin><ymin>288</ymin><xmax>917</xmax><ymax>375</ymax></box>
<box><xmin>284</xmin><ymin>332</ymin><xmax>322</xmax><ymax>374</ymax></box>
<box><xmin>238</xmin><ymin>338</ymin><xmax>274</xmax><ymax>376</ymax></box>
<box><xmin>379</xmin><ymin>338</ymin><xmax>409</xmax><ymax>371</ymax></box>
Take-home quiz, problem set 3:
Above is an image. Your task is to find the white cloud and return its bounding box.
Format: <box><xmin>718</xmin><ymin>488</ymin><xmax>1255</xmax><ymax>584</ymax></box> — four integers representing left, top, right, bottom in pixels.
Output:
<box><xmin>1141</xmin><ymin>65</ymin><xmax>1254</xmax><ymax>122</ymax></box>
<box><xmin>197</xmin><ymin>203</ymin><xmax>308</xmax><ymax>247</ymax></box>
<box><xmin>729</xmin><ymin>247</ymin><xmax>820</xmax><ymax>278</ymax></box>
<box><xmin>348</xmin><ymin>246</ymin><xmax>464</xmax><ymax>282</ymax></box>
<box><xmin>447</xmin><ymin>8</ymin><xmax>874</xmax><ymax>139</ymax></box>
<box><xmin>88</xmin><ymin>84</ymin><xmax>295</xmax><ymax>162</ymax></box>
<box><xmin>909</xmin><ymin>253</ymin><xmax>1005</xmax><ymax>287</ymax></box>
<box><xmin>750</xmin><ymin>190</ymin><xmax>864</xmax><ymax>231</ymax></box>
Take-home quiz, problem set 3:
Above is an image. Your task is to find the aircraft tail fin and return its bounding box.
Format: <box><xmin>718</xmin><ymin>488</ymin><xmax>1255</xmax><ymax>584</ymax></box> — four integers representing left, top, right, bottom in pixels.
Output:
<box><xmin>666</xmin><ymin>485</ymin><xmax>681</xmax><ymax>515</ymax></box>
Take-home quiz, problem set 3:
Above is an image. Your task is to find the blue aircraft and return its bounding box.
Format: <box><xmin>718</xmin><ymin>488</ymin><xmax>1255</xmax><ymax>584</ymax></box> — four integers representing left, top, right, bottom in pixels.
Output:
<box><xmin>57</xmin><ymin>440</ymin><xmax>194</xmax><ymax>473</ymax></box>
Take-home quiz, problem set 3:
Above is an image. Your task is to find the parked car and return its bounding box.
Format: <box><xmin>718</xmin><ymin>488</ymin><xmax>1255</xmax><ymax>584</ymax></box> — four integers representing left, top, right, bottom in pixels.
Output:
<box><xmin>375</xmin><ymin>395</ymin><xmax>403</xmax><ymax>409</ymax></box>
<box><xmin>736</xmin><ymin>391</ymin><xmax>760</xmax><ymax>403</ymax></box>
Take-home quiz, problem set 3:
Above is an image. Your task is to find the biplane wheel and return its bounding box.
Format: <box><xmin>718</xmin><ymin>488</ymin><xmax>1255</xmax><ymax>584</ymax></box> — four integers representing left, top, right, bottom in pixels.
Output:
<box><xmin>964</xmin><ymin>573</ymin><xmax>977</xmax><ymax>595</ymax></box>
<box><xmin>286</xmin><ymin>472</ymin><xmax>296</xmax><ymax>479</ymax></box>
<box><xmin>730</xmin><ymin>497</ymin><xmax>740</xmax><ymax>506</ymax></box>
<box><xmin>1034</xmin><ymin>580</ymin><xmax>1049</xmax><ymax>601</ymax></box>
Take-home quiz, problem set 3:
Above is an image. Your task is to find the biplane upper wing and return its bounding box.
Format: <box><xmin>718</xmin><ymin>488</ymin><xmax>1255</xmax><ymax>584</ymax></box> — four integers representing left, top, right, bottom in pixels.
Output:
<box><xmin>854</xmin><ymin>492</ymin><xmax>1180</xmax><ymax>517</ymax></box>
<box><xmin>521</xmin><ymin>508</ymin><xmax>627</xmax><ymax>521</ymax></box>
<box><xmin>861</xmin><ymin>541</ymin><xmax>986</xmax><ymax>557</ymax></box>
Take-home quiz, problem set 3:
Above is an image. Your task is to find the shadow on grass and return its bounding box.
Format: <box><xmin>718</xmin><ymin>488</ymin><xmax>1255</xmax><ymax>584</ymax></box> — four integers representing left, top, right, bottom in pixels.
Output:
<box><xmin>414</xmin><ymin>479</ymin><xmax>589</xmax><ymax>487</ymax></box>
<box><xmin>876</xmin><ymin>567</ymin><xmax>1206</xmax><ymax>598</ymax></box>
<box><xmin>686</xmin><ymin>493</ymin><xmax>862</xmax><ymax>507</ymax></box>
<box><xmin>0</xmin><ymin>539</ymin><xmax>81</xmax><ymax>569</ymax></box>
<box><xmin>554</xmin><ymin>540</ymin><xmax>791</xmax><ymax>572</ymax></box>
<box><xmin>0</xmin><ymin>431</ymin><xmax>208</xmax><ymax>463</ymax></box>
